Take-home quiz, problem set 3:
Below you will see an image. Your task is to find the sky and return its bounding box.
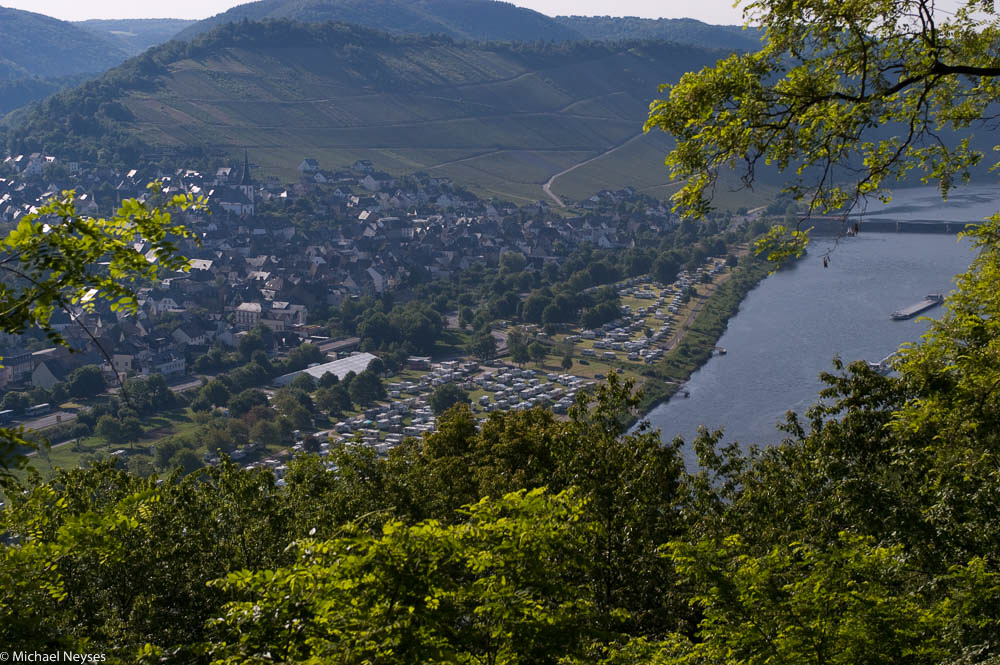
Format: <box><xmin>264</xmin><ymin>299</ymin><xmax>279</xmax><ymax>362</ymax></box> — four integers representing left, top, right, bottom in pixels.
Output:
<box><xmin>1</xmin><ymin>0</ymin><xmax>748</xmax><ymax>24</ymax></box>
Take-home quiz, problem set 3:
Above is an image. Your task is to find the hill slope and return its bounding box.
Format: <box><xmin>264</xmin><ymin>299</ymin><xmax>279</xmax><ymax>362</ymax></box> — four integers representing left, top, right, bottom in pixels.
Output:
<box><xmin>4</xmin><ymin>20</ymin><xmax>737</xmax><ymax>201</ymax></box>
<box><xmin>0</xmin><ymin>5</ymin><xmax>128</xmax><ymax>79</ymax></box>
<box><xmin>175</xmin><ymin>0</ymin><xmax>581</xmax><ymax>43</ymax></box>
<box><xmin>553</xmin><ymin>16</ymin><xmax>761</xmax><ymax>51</ymax></box>
<box><xmin>75</xmin><ymin>19</ymin><xmax>197</xmax><ymax>56</ymax></box>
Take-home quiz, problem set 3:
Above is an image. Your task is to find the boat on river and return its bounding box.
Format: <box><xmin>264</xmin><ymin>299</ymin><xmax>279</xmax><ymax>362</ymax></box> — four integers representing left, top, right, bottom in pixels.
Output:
<box><xmin>891</xmin><ymin>293</ymin><xmax>944</xmax><ymax>320</ymax></box>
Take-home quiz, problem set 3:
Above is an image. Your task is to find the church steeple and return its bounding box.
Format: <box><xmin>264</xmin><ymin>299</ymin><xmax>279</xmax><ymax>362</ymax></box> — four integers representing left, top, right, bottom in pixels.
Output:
<box><xmin>239</xmin><ymin>149</ymin><xmax>251</xmax><ymax>187</ymax></box>
<box><xmin>238</xmin><ymin>149</ymin><xmax>254</xmax><ymax>208</ymax></box>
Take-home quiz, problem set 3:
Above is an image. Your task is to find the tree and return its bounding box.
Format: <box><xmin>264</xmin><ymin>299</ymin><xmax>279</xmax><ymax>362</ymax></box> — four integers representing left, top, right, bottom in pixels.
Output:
<box><xmin>67</xmin><ymin>365</ymin><xmax>105</xmax><ymax>399</ymax></box>
<box><xmin>348</xmin><ymin>369</ymin><xmax>386</xmax><ymax>407</ymax></box>
<box><xmin>206</xmin><ymin>490</ymin><xmax>597</xmax><ymax>665</ymax></box>
<box><xmin>250</xmin><ymin>419</ymin><xmax>284</xmax><ymax>446</ymax></box>
<box><xmin>317</xmin><ymin>371</ymin><xmax>339</xmax><ymax>389</ymax></box>
<box><xmin>122</xmin><ymin>374</ymin><xmax>175</xmax><ymax>414</ymax></box>
<box><xmin>200</xmin><ymin>379</ymin><xmax>231</xmax><ymax>408</ymax></box>
<box><xmin>288</xmin><ymin>372</ymin><xmax>316</xmax><ymax>393</ymax></box>
<box><xmin>121</xmin><ymin>416</ymin><xmax>143</xmax><ymax>448</ymax></box>
<box><xmin>467</xmin><ymin>331</ymin><xmax>497</xmax><ymax>363</ymax></box>
<box><xmin>95</xmin><ymin>415</ymin><xmax>124</xmax><ymax>445</ymax></box>
<box><xmin>645</xmin><ymin>0</ymin><xmax>1000</xmax><ymax>248</ymax></box>
<box><xmin>228</xmin><ymin>389</ymin><xmax>269</xmax><ymax>416</ymax></box>
<box><xmin>428</xmin><ymin>383</ymin><xmax>471</xmax><ymax>415</ymax></box>
<box><xmin>238</xmin><ymin>326</ymin><xmax>272</xmax><ymax>360</ymax></box>
<box><xmin>0</xmin><ymin>184</ymin><xmax>199</xmax><ymax>476</ymax></box>
<box><xmin>366</xmin><ymin>356</ymin><xmax>386</xmax><ymax>376</ymax></box>
<box><xmin>458</xmin><ymin>305</ymin><xmax>474</xmax><ymax>329</ymax></box>
<box><xmin>284</xmin><ymin>343</ymin><xmax>323</xmax><ymax>372</ymax></box>
<box><xmin>1</xmin><ymin>391</ymin><xmax>30</xmax><ymax>414</ymax></box>
<box><xmin>508</xmin><ymin>328</ymin><xmax>531</xmax><ymax>365</ymax></box>
<box><xmin>301</xmin><ymin>434</ymin><xmax>321</xmax><ymax>454</ymax></box>
<box><xmin>528</xmin><ymin>341</ymin><xmax>548</xmax><ymax>365</ymax></box>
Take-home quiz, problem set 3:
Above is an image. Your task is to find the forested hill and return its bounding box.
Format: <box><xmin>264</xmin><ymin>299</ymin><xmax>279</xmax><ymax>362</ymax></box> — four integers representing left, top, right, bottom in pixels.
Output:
<box><xmin>554</xmin><ymin>16</ymin><xmax>761</xmax><ymax>51</ymax></box>
<box><xmin>0</xmin><ymin>6</ymin><xmax>136</xmax><ymax>116</ymax></box>
<box><xmin>75</xmin><ymin>18</ymin><xmax>196</xmax><ymax>56</ymax></box>
<box><xmin>0</xmin><ymin>6</ymin><xmax>129</xmax><ymax>79</ymax></box>
<box><xmin>2</xmin><ymin>19</ymin><xmax>731</xmax><ymax>201</ymax></box>
<box><xmin>174</xmin><ymin>0</ymin><xmax>581</xmax><ymax>43</ymax></box>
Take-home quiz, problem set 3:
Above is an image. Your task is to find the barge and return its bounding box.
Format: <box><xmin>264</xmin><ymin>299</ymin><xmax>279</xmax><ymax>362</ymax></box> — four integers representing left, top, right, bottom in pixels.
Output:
<box><xmin>891</xmin><ymin>293</ymin><xmax>944</xmax><ymax>320</ymax></box>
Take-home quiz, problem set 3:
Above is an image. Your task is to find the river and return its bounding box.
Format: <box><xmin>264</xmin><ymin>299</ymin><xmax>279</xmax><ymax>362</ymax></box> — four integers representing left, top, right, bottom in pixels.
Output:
<box><xmin>645</xmin><ymin>187</ymin><xmax>991</xmax><ymax>458</ymax></box>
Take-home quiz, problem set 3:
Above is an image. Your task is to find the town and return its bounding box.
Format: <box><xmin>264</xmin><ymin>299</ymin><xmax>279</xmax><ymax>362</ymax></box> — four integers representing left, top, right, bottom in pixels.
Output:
<box><xmin>0</xmin><ymin>149</ymin><xmax>762</xmax><ymax>477</ymax></box>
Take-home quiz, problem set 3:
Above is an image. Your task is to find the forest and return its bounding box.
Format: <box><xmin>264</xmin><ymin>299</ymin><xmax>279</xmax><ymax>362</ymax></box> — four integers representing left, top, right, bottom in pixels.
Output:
<box><xmin>1</xmin><ymin>214</ymin><xmax>999</xmax><ymax>661</ymax></box>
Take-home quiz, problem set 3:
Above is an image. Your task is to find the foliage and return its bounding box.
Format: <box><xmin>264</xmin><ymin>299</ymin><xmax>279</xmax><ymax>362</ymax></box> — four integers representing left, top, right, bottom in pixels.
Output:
<box><xmin>347</xmin><ymin>369</ymin><xmax>387</xmax><ymax>407</ymax></box>
<box><xmin>66</xmin><ymin>364</ymin><xmax>106</xmax><ymax>399</ymax></box>
<box><xmin>207</xmin><ymin>489</ymin><xmax>596</xmax><ymax>665</ymax></box>
<box><xmin>227</xmin><ymin>389</ymin><xmax>269</xmax><ymax>417</ymax></box>
<box><xmin>647</xmin><ymin>0</ymin><xmax>1000</xmax><ymax>218</ymax></box>
<box><xmin>428</xmin><ymin>383</ymin><xmax>471</xmax><ymax>415</ymax></box>
<box><xmin>0</xmin><ymin>6</ymin><xmax>128</xmax><ymax>79</ymax></box>
<box><xmin>0</xmin><ymin>184</ymin><xmax>199</xmax><ymax>478</ymax></box>
<box><xmin>0</xmin><ymin>183</ymin><xmax>198</xmax><ymax>347</ymax></box>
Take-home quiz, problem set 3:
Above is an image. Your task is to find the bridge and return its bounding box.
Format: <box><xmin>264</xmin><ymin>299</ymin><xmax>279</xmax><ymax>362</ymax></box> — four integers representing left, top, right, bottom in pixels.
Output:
<box><xmin>806</xmin><ymin>216</ymin><xmax>980</xmax><ymax>235</ymax></box>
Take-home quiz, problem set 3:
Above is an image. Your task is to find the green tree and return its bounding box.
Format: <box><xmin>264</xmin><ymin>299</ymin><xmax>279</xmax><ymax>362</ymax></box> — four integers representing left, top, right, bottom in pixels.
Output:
<box><xmin>250</xmin><ymin>419</ymin><xmax>283</xmax><ymax>446</ymax></box>
<box><xmin>458</xmin><ymin>305</ymin><xmax>474</xmax><ymax>329</ymax></box>
<box><xmin>467</xmin><ymin>331</ymin><xmax>497</xmax><ymax>363</ymax></box>
<box><xmin>169</xmin><ymin>448</ymin><xmax>202</xmax><ymax>474</ymax></box>
<box><xmin>528</xmin><ymin>341</ymin><xmax>548</xmax><ymax>365</ymax></box>
<box><xmin>1</xmin><ymin>391</ymin><xmax>30</xmax><ymax>414</ymax></box>
<box><xmin>366</xmin><ymin>356</ymin><xmax>385</xmax><ymax>376</ymax></box>
<box><xmin>348</xmin><ymin>369</ymin><xmax>386</xmax><ymax>407</ymax></box>
<box><xmin>661</xmin><ymin>533</ymin><xmax>950</xmax><ymax>665</ymax></box>
<box><xmin>206</xmin><ymin>489</ymin><xmax>597</xmax><ymax>664</ymax></box>
<box><xmin>228</xmin><ymin>389</ymin><xmax>268</xmax><ymax>416</ymax></box>
<box><xmin>0</xmin><ymin>184</ymin><xmax>199</xmax><ymax>476</ymax></box>
<box><xmin>646</xmin><ymin>0</ymin><xmax>1000</xmax><ymax>226</ymax></box>
<box><xmin>95</xmin><ymin>415</ymin><xmax>124</xmax><ymax>445</ymax></box>
<box><xmin>67</xmin><ymin>365</ymin><xmax>105</xmax><ymax>399</ymax></box>
<box><xmin>200</xmin><ymin>379</ymin><xmax>230</xmax><ymax>408</ymax></box>
<box><xmin>317</xmin><ymin>371</ymin><xmax>339</xmax><ymax>389</ymax></box>
<box><xmin>428</xmin><ymin>383</ymin><xmax>471</xmax><ymax>415</ymax></box>
<box><xmin>121</xmin><ymin>416</ymin><xmax>143</xmax><ymax>448</ymax></box>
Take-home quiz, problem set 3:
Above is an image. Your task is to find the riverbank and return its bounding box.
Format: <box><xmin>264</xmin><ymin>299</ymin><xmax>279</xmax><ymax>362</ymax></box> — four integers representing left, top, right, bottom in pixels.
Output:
<box><xmin>635</xmin><ymin>255</ymin><xmax>773</xmax><ymax>417</ymax></box>
<box><xmin>645</xmin><ymin>230</ymin><xmax>975</xmax><ymax>448</ymax></box>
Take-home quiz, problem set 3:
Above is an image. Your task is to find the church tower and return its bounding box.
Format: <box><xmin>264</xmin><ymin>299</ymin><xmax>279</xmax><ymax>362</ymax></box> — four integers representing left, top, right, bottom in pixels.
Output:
<box><xmin>238</xmin><ymin>149</ymin><xmax>254</xmax><ymax>204</ymax></box>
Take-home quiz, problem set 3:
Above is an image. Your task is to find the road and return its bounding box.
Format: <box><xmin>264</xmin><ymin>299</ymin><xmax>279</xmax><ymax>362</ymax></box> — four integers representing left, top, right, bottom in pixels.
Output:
<box><xmin>106</xmin><ymin>376</ymin><xmax>203</xmax><ymax>395</ymax></box>
<box><xmin>542</xmin><ymin>132</ymin><xmax>644</xmax><ymax>207</ymax></box>
<box><xmin>663</xmin><ymin>271</ymin><xmax>735</xmax><ymax>354</ymax></box>
<box><xmin>22</xmin><ymin>411</ymin><xmax>77</xmax><ymax>432</ymax></box>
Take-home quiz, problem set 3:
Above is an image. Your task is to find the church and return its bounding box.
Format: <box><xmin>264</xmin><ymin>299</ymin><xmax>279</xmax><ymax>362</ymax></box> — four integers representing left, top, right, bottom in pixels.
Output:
<box><xmin>212</xmin><ymin>150</ymin><xmax>256</xmax><ymax>218</ymax></box>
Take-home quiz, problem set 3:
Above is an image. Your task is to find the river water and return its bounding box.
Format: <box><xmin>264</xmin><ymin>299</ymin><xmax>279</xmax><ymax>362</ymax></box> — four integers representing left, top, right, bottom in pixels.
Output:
<box><xmin>645</xmin><ymin>187</ymin><xmax>992</xmax><ymax>457</ymax></box>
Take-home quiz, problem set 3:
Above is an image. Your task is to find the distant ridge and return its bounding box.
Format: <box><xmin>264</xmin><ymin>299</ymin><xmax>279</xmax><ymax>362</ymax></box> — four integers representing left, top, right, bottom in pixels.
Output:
<box><xmin>175</xmin><ymin>0</ymin><xmax>582</xmax><ymax>43</ymax></box>
<box><xmin>75</xmin><ymin>19</ymin><xmax>197</xmax><ymax>56</ymax></box>
<box><xmin>0</xmin><ymin>5</ymin><xmax>128</xmax><ymax>79</ymax></box>
<box><xmin>553</xmin><ymin>16</ymin><xmax>761</xmax><ymax>51</ymax></box>
<box><xmin>175</xmin><ymin>0</ymin><xmax>761</xmax><ymax>52</ymax></box>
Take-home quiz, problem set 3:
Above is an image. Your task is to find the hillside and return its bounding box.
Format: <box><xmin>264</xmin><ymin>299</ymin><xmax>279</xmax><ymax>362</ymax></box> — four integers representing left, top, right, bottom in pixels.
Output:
<box><xmin>175</xmin><ymin>0</ymin><xmax>581</xmax><ymax>43</ymax></box>
<box><xmin>553</xmin><ymin>16</ymin><xmax>761</xmax><ymax>51</ymax></box>
<box><xmin>0</xmin><ymin>5</ymin><xmax>128</xmax><ymax>79</ymax></box>
<box><xmin>76</xmin><ymin>19</ymin><xmax>197</xmax><ymax>56</ymax></box>
<box><xmin>4</xmin><ymin>20</ymin><xmax>743</xmax><ymax>203</ymax></box>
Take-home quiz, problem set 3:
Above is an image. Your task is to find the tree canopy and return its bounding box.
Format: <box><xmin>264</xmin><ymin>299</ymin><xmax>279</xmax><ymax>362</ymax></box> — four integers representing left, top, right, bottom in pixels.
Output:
<box><xmin>0</xmin><ymin>183</ymin><xmax>200</xmax><ymax>477</ymax></box>
<box><xmin>646</xmin><ymin>0</ymin><xmax>1000</xmax><ymax>221</ymax></box>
